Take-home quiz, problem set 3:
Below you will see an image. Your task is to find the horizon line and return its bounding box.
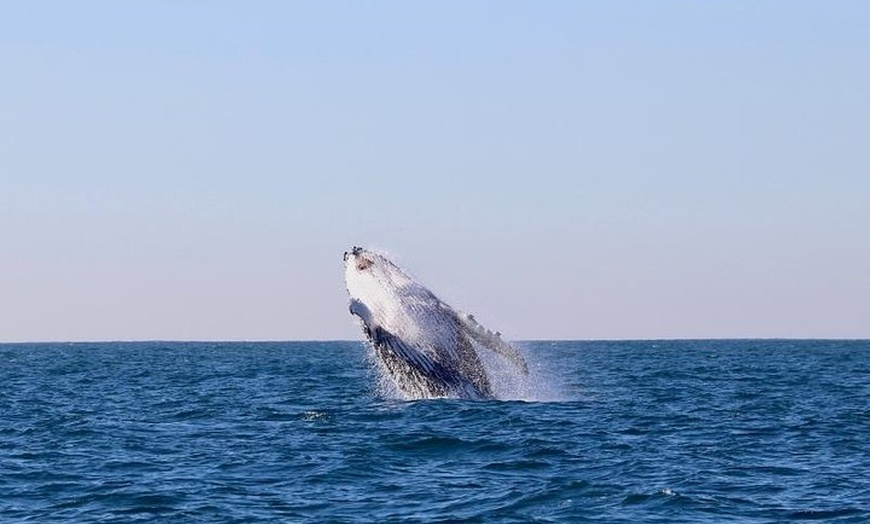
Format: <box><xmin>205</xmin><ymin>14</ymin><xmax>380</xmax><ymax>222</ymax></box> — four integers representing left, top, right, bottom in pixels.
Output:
<box><xmin>2</xmin><ymin>337</ymin><xmax>869</xmax><ymax>345</ymax></box>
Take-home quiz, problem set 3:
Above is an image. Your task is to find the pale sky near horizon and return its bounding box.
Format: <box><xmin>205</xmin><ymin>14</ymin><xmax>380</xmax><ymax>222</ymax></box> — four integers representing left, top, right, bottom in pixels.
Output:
<box><xmin>2</xmin><ymin>2</ymin><xmax>868</xmax><ymax>342</ymax></box>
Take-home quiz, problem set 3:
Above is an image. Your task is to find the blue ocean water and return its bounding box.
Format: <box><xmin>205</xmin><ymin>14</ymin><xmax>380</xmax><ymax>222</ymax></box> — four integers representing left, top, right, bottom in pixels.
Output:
<box><xmin>1</xmin><ymin>340</ymin><xmax>868</xmax><ymax>523</ymax></box>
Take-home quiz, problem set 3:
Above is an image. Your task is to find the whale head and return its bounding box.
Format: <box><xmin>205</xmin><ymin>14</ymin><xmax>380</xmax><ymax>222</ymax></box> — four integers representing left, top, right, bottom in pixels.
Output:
<box><xmin>343</xmin><ymin>247</ymin><xmax>418</xmax><ymax>318</ymax></box>
<box><xmin>344</xmin><ymin>246</ymin><xmax>445</xmax><ymax>339</ymax></box>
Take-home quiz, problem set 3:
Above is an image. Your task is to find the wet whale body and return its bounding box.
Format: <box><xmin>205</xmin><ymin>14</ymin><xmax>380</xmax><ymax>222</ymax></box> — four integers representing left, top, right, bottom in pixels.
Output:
<box><xmin>343</xmin><ymin>247</ymin><xmax>529</xmax><ymax>400</ymax></box>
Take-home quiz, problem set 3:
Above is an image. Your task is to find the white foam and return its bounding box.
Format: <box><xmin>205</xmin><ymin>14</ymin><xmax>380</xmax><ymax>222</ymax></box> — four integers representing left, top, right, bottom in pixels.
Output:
<box><xmin>477</xmin><ymin>341</ymin><xmax>569</xmax><ymax>402</ymax></box>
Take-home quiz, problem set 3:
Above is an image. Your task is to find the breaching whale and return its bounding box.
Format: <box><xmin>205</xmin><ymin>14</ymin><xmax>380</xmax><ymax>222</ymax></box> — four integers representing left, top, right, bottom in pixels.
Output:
<box><xmin>343</xmin><ymin>246</ymin><xmax>529</xmax><ymax>400</ymax></box>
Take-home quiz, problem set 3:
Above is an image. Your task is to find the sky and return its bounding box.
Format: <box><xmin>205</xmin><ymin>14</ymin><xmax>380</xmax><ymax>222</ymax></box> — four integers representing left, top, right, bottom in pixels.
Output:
<box><xmin>1</xmin><ymin>1</ymin><xmax>868</xmax><ymax>342</ymax></box>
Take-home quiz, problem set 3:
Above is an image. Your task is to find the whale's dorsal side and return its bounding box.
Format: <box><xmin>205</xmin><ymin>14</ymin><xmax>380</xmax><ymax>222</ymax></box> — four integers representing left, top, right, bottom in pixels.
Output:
<box><xmin>455</xmin><ymin>310</ymin><xmax>529</xmax><ymax>376</ymax></box>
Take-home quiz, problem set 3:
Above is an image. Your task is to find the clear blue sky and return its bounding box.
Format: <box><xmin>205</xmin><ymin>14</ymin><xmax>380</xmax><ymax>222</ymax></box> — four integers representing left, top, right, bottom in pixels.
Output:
<box><xmin>2</xmin><ymin>2</ymin><xmax>868</xmax><ymax>341</ymax></box>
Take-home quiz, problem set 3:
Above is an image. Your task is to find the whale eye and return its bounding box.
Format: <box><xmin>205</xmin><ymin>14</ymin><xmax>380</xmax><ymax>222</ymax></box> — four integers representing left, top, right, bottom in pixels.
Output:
<box><xmin>357</xmin><ymin>257</ymin><xmax>373</xmax><ymax>271</ymax></box>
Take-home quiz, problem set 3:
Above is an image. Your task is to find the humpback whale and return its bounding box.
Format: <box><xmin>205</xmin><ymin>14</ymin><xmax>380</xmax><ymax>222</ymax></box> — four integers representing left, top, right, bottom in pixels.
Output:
<box><xmin>343</xmin><ymin>247</ymin><xmax>529</xmax><ymax>400</ymax></box>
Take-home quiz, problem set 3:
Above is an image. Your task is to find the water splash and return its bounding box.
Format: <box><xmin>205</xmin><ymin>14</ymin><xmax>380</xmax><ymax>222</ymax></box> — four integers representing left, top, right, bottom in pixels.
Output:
<box><xmin>478</xmin><ymin>341</ymin><xmax>568</xmax><ymax>402</ymax></box>
<box><xmin>363</xmin><ymin>338</ymin><xmax>567</xmax><ymax>403</ymax></box>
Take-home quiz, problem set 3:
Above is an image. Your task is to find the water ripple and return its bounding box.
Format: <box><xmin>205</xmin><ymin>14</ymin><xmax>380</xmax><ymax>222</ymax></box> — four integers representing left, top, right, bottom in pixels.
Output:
<box><xmin>1</xmin><ymin>340</ymin><xmax>869</xmax><ymax>522</ymax></box>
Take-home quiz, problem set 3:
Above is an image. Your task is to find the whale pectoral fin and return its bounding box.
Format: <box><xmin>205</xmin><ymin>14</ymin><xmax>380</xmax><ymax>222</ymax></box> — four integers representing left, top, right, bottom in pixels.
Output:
<box><xmin>456</xmin><ymin>311</ymin><xmax>529</xmax><ymax>375</ymax></box>
<box><xmin>349</xmin><ymin>299</ymin><xmax>375</xmax><ymax>329</ymax></box>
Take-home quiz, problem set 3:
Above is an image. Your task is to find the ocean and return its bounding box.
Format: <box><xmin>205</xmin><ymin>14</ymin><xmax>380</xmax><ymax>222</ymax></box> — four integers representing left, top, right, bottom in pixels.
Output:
<box><xmin>1</xmin><ymin>340</ymin><xmax>868</xmax><ymax>523</ymax></box>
